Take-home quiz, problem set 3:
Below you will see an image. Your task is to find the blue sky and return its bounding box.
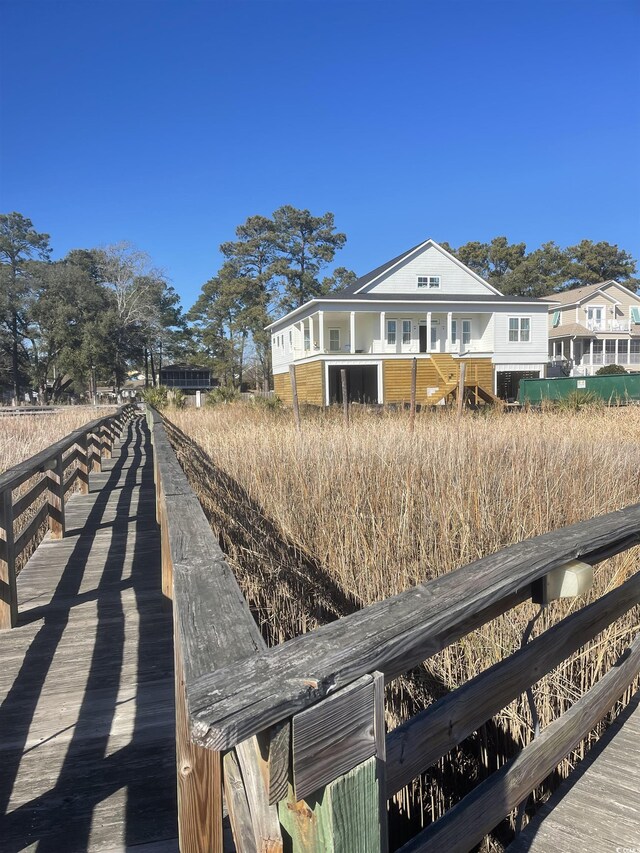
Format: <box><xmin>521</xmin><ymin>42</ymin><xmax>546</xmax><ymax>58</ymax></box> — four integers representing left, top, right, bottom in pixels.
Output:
<box><xmin>1</xmin><ymin>0</ymin><xmax>639</xmax><ymax>310</ymax></box>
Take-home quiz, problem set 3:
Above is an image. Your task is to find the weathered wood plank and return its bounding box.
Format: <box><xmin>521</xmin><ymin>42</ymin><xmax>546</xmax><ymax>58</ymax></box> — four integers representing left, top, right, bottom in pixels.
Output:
<box><xmin>397</xmin><ymin>634</ymin><xmax>640</xmax><ymax>853</ymax></box>
<box><xmin>292</xmin><ymin>674</ymin><xmax>376</xmax><ymax>801</ymax></box>
<box><xmin>223</xmin><ymin>749</ymin><xmax>258</xmax><ymax>853</ymax></box>
<box><xmin>257</xmin><ymin>722</ymin><xmax>291</xmax><ymax>806</ymax></box>
<box><xmin>236</xmin><ymin>737</ymin><xmax>283</xmax><ymax>851</ymax></box>
<box><xmin>507</xmin><ymin>693</ymin><xmax>640</xmax><ymax>852</ymax></box>
<box><xmin>188</xmin><ymin>503</ymin><xmax>640</xmax><ymax>749</ymax></box>
<box><xmin>278</xmin><ymin>755</ymin><xmax>382</xmax><ymax>852</ymax></box>
<box><xmin>0</xmin><ymin>415</ymin><xmax>177</xmax><ymax>851</ymax></box>
<box><xmin>174</xmin><ymin>638</ymin><xmax>223</xmax><ymax>853</ymax></box>
<box><xmin>0</xmin><ymin>488</ymin><xmax>17</xmax><ymax>629</ymax></box>
<box><xmin>13</xmin><ymin>502</ymin><xmax>48</xmax><ymax>556</ymax></box>
<box><xmin>12</xmin><ymin>475</ymin><xmax>48</xmax><ymax>519</ymax></box>
<box><xmin>386</xmin><ymin>568</ymin><xmax>640</xmax><ymax>795</ymax></box>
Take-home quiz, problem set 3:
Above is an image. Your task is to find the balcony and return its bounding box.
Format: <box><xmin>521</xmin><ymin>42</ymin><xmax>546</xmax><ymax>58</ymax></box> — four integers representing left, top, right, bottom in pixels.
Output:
<box><xmin>586</xmin><ymin>320</ymin><xmax>632</xmax><ymax>332</ymax></box>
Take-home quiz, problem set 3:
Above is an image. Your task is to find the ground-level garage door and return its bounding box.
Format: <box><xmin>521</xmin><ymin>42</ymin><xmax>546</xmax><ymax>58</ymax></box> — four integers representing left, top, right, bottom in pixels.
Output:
<box><xmin>496</xmin><ymin>370</ymin><xmax>541</xmax><ymax>402</ymax></box>
<box><xmin>328</xmin><ymin>365</ymin><xmax>378</xmax><ymax>404</ymax></box>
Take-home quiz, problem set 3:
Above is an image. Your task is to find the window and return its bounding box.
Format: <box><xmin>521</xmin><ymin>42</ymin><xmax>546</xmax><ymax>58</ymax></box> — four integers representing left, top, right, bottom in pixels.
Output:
<box><xmin>552</xmin><ymin>310</ymin><xmax>560</xmax><ymax>328</ymax></box>
<box><xmin>402</xmin><ymin>319</ymin><xmax>412</xmax><ymax>345</ymax></box>
<box><xmin>289</xmin><ymin>330</ymin><xmax>293</xmax><ymax>351</ymax></box>
<box><xmin>508</xmin><ymin>317</ymin><xmax>530</xmax><ymax>342</ymax></box>
<box><xmin>451</xmin><ymin>320</ymin><xmax>457</xmax><ymax>345</ymax></box>
<box><xmin>329</xmin><ymin>329</ymin><xmax>340</xmax><ymax>352</ymax></box>
<box><xmin>387</xmin><ymin>320</ymin><xmax>397</xmax><ymax>345</ymax></box>
<box><xmin>430</xmin><ymin>321</ymin><xmax>437</xmax><ymax>349</ymax></box>
<box><xmin>618</xmin><ymin>339</ymin><xmax>629</xmax><ymax>362</ymax></box>
<box><xmin>462</xmin><ymin>319</ymin><xmax>472</xmax><ymax>346</ymax></box>
<box><xmin>304</xmin><ymin>328</ymin><xmax>310</xmax><ymax>350</ymax></box>
<box><xmin>417</xmin><ymin>275</ymin><xmax>441</xmax><ymax>288</ymax></box>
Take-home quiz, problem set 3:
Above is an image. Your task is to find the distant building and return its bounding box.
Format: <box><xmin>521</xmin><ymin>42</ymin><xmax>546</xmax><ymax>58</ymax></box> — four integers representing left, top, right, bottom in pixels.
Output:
<box><xmin>159</xmin><ymin>364</ymin><xmax>215</xmax><ymax>389</ymax></box>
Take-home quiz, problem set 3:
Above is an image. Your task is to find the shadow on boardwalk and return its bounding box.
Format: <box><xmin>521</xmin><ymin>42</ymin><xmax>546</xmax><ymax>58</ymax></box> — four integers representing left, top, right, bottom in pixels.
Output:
<box><xmin>0</xmin><ymin>417</ymin><xmax>177</xmax><ymax>852</ymax></box>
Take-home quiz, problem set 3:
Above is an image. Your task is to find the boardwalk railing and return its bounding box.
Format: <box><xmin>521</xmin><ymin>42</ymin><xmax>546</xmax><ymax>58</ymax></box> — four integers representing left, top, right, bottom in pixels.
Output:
<box><xmin>0</xmin><ymin>404</ymin><xmax>136</xmax><ymax>630</ymax></box>
<box><xmin>149</xmin><ymin>406</ymin><xmax>640</xmax><ymax>853</ymax></box>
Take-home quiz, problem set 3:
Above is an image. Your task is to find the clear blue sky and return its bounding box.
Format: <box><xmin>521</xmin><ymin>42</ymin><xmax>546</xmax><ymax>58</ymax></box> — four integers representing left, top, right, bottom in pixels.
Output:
<box><xmin>1</xmin><ymin>0</ymin><xmax>639</xmax><ymax>310</ymax></box>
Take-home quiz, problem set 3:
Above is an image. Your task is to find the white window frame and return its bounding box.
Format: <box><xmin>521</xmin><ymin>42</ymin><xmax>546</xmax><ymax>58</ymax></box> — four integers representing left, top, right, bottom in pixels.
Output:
<box><xmin>289</xmin><ymin>330</ymin><xmax>293</xmax><ymax>352</ymax></box>
<box><xmin>461</xmin><ymin>318</ymin><xmax>472</xmax><ymax>346</ymax></box>
<box><xmin>387</xmin><ymin>319</ymin><xmax>397</xmax><ymax>346</ymax></box>
<box><xmin>586</xmin><ymin>304</ymin><xmax>605</xmax><ymax>331</ymax></box>
<box><xmin>508</xmin><ymin>316</ymin><xmax>531</xmax><ymax>343</ymax></box>
<box><xmin>402</xmin><ymin>319</ymin><xmax>412</xmax><ymax>346</ymax></box>
<box><xmin>417</xmin><ymin>275</ymin><xmax>441</xmax><ymax>289</ymax></box>
<box><xmin>303</xmin><ymin>327</ymin><xmax>310</xmax><ymax>350</ymax></box>
<box><xmin>329</xmin><ymin>328</ymin><xmax>340</xmax><ymax>352</ymax></box>
<box><xmin>451</xmin><ymin>319</ymin><xmax>457</xmax><ymax>345</ymax></box>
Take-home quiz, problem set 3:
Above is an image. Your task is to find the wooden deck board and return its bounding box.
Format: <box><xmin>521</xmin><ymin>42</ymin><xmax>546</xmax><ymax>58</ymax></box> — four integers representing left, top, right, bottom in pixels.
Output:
<box><xmin>508</xmin><ymin>692</ymin><xmax>640</xmax><ymax>852</ymax></box>
<box><xmin>0</xmin><ymin>417</ymin><xmax>179</xmax><ymax>852</ymax></box>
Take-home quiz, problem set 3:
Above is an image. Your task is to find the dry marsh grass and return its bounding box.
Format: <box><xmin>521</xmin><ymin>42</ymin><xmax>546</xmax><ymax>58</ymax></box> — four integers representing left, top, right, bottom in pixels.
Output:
<box><xmin>166</xmin><ymin>402</ymin><xmax>640</xmax><ymax>846</ymax></box>
<box><xmin>0</xmin><ymin>408</ymin><xmax>110</xmax><ymax>472</ymax></box>
<box><xmin>0</xmin><ymin>407</ymin><xmax>115</xmax><ymax>572</ymax></box>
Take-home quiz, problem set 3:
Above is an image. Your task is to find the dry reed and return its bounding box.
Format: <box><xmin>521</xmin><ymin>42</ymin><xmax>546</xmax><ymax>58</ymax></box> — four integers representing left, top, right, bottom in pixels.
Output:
<box><xmin>166</xmin><ymin>402</ymin><xmax>640</xmax><ymax>847</ymax></box>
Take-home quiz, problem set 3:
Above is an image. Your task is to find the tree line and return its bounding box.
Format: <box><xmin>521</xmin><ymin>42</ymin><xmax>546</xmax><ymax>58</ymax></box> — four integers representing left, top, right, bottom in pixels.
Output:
<box><xmin>2</xmin><ymin>207</ymin><xmax>638</xmax><ymax>402</ymax></box>
<box><xmin>0</xmin><ymin>212</ymin><xmax>188</xmax><ymax>405</ymax></box>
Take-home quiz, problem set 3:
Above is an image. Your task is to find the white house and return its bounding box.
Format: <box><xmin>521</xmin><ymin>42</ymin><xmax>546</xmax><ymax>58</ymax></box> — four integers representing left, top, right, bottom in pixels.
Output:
<box><xmin>542</xmin><ymin>280</ymin><xmax>640</xmax><ymax>376</ymax></box>
<box><xmin>268</xmin><ymin>239</ymin><xmax>552</xmax><ymax>405</ymax></box>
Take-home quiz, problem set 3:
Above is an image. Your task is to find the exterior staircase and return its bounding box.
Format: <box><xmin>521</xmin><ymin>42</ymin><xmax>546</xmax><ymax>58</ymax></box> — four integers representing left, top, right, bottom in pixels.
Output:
<box><xmin>428</xmin><ymin>353</ymin><xmax>500</xmax><ymax>406</ymax></box>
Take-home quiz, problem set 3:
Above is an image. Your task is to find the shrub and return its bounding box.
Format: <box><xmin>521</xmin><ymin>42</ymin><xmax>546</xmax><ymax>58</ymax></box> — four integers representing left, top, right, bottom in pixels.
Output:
<box><xmin>206</xmin><ymin>385</ymin><xmax>239</xmax><ymax>405</ymax></box>
<box><xmin>170</xmin><ymin>389</ymin><xmax>186</xmax><ymax>409</ymax></box>
<box><xmin>142</xmin><ymin>385</ymin><xmax>168</xmax><ymax>409</ymax></box>
<box><xmin>253</xmin><ymin>393</ymin><xmax>282</xmax><ymax>411</ymax></box>
<box><xmin>556</xmin><ymin>390</ymin><xmax>603</xmax><ymax>411</ymax></box>
<box><xmin>595</xmin><ymin>364</ymin><xmax>627</xmax><ymax>375</ymax></box>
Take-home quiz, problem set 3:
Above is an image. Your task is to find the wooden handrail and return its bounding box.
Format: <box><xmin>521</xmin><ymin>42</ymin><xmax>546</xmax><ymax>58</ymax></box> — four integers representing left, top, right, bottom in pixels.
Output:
<box><xmin>0</xmin><ymin>404</ymin><xmax>136</xmax><ymax>630</ymax></box>
<box><xmin>150</xmin><ymin>406</ymin><xmax>640</xmax><ymax>853</ymax></box>
<box><xmin>397</xmin><ymin>633</ymin><xmax>640</xmax><ymax>853</ymax></box>
<box><xmin>185</xmin><ymin>503</ymin><xmax>640</xmax><ymax>750</ymax></box>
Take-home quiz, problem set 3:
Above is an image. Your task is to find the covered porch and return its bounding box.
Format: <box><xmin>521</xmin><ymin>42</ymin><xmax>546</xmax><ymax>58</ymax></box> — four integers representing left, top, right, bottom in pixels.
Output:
<box><xmin>551</xmin><ymin>335</ymin><xmax>640</xmax><ymax>376</ymax></box>
<box><xmin>291</xmin><ymin>310</ymin><xmax>492</xmax><ymax>359</ymax></box>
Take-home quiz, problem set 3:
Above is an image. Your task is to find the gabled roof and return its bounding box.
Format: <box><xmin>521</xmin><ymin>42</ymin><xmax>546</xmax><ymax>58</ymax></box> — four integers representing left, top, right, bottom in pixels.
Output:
<box><xmin>541</xmin><ymin>280</ymin><xmax>637</xmax><ymax>307</ymax></box>
<box><xmin>334</xmin><ymin>238</ymin><xmax>504</xmax><ymax>298</ymax></box>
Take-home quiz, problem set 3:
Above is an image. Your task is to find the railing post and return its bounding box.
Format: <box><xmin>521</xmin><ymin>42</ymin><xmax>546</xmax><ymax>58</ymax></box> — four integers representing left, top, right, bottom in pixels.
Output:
<box><xmin>278</xmin><ymin>671</ymin><xmax>387</xmax><ymax>852</ymax></box>
<box><xmin>47</xmin><ymin>453</ymin><xmax>65</xmax><ymax>540</ymax></box>
<box><xmin>89</xmin><ymin>430</ymin><xmax>102</xmax><ymax>472</ymax></box>
<box><xmin>174</xmin><ymin>642</ymin><xmax>223</xmax><ymax>852</ymax></box>
<box><xmin>0</xmin><ymin>489</ymin><xmax>17</xmax><ymax>630</ymax></box>
<box><xmin>78</xmin><ymin>434</ymin><xmax>90</xmax><ymax>495</ymax></box>
<box><xmin>102</xmin><ymin>423</ymin><xmax>112</xmax><ymax>459</ymax></box>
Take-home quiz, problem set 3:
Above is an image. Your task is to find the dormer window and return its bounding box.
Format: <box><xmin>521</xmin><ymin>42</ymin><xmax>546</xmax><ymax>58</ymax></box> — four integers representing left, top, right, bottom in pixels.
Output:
<box><xmin>417</xmin><ymin>275</ymin><xmax>440</xmax><ymax>289</ymax></box>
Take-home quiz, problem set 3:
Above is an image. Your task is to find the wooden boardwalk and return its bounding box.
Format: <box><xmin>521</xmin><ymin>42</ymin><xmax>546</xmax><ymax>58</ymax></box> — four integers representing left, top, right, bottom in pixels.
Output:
<box><xmin>509</xmin><ymin>691</ymin><xmax>640</xmax><ymax>853</ymax></box>
<box><xmin>0</xmin><ymin>416</ymin><xmax>178</xmax><ymax>852</ymax></box>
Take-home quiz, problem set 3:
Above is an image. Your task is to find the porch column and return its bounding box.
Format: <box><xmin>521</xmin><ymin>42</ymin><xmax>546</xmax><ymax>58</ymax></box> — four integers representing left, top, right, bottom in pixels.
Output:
<box><xmin>589</xmin><ymin>339</ymin><xmax>594</xmax><ymax>366</ymax></box>
<box><xmin>309</xmin><ymin>314</ymin><xmax>314</xmax><ymax>351</ymax></box>
<box><xmin>350</xmin><ymin>312</ymin><xmax>356</xmax><ymax>354</ymax></box>
<box><xmin>426</xmin><ymin>312</ymin><xmax>432</xmax><ymax>353</ymax></box>
<box><xmin>615</xmin><ymin>338</ymin><xmax>619</xmax><ymax>364</ymax></box>
<box><xmin>569</xmin><ymin>338</ymin><xmax>574</xmax><ymax>363</ymax></box>
<box><xmin>318</xmin><ymin>311</ymin><xmax>324</xmax><ymax>352</ymax></box>
<box><xmin>380</xmin><ymin>312</ymin><xmax>385</xmax><ymax>353</ymax></box>
<box><xmin>446</xmin><ymin>312</ymin><xmax>453</xmax><ymax>353</ymax></box>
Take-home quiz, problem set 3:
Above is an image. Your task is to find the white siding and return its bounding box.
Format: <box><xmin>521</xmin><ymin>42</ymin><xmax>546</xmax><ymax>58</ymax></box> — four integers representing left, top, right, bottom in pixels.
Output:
<box><xmin>364</xmin><ymin>244</ymin><xmax>496</xmax><ymax>296</ymax></box>
<box><xmin>493</xmin><ymin>308</ymin><xmax>549</xmax><ymax>365</ymax></box>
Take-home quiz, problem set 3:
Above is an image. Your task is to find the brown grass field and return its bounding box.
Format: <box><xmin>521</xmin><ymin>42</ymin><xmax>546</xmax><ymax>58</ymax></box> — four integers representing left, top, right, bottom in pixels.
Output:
<box><xmin>167</xmin><ymin>401</ymin><xmax>640</xmax><ymax>847</ymax></box>
<box><xmin>0</xmin><ymin>408</ymin><xmax>112</xmax><ymax>472</ymax></box>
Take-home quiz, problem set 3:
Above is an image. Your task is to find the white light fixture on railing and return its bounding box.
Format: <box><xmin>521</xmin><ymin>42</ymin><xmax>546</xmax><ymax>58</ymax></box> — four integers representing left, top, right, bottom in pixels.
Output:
<box><xmin>534</xmin><ymin>559</ymin><xmax>594</xmax><ymax>605</ymax></box>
